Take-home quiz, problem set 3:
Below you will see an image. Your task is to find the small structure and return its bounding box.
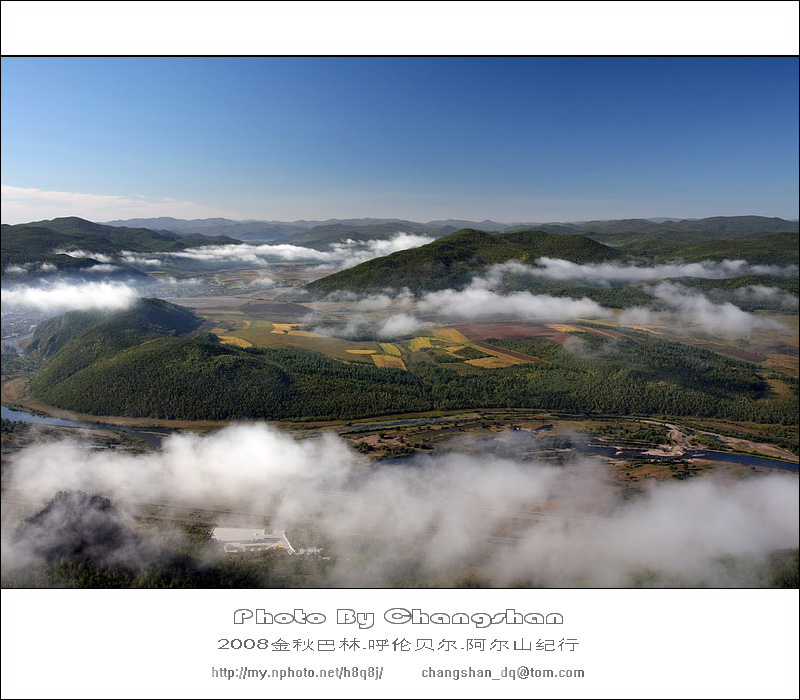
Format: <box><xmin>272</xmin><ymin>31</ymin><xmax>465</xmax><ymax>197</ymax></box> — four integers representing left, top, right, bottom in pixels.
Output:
<box><xmin>211</xmin><ymin>527</ymin><xmax>295</xmax><ymax>554</ymax></box>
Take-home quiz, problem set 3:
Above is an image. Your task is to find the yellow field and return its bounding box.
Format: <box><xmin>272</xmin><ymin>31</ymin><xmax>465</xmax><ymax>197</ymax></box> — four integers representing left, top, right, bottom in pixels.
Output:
<box><xmin>764</xmin><ymin>377</ymin><xmax>794</xmax><ymax>399</ymax></box>
<box><xmin>409</xmin><ymin>337</ymin><xmax>433</xmax><ymax>351</ymax></box>
<box><xmin>218</xmin><ymin>335</ymin><xmax>253</xmax><ymax>348</ymax></box>
<box><xmin>372</xmin><ymin>355</ymin><xmax>407</xmax><ymax>370</ymax></box>
<box><xmin>466</xmin><ymin>354</ymin><xmax>523</xmax><ymax>368</ymax></box>
<box><xmin>433</xmin><ymin>328</ymin><xmax>469</xmax><ymax>343</ymax></box>
<box><xmin>379</xmin><ymin>342</ymin><xmax>402</xmax><ymax>356</ymax></box>
<box><xmin>270</xmin><ymin>323</ymin><xmax>324</xmax><ymax>337</ymax></box>
<box><xmin>232</xmin><ymin>320</ymin><xmax>380</xmax><ymax>362</ymax></box>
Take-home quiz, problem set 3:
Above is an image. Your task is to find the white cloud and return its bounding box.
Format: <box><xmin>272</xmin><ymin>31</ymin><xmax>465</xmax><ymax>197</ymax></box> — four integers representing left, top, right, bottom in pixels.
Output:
<box><xmin>489</xmin><ymin>257</ymin><xmax>797</xmax><ymax>285</ymax></box>
<box><xmin>5</xmin><ymin>423</ymin><xmax>797</xmax><ymax>587</ymax></box>
<box><xmin>619</xmin><ymin>282</ymin><xmax>787</xmax><ymax>336</ymax></box>
<box><xmin>1</xmin><ymin>280</ymin><xmax>139</xmax><ymax>313</ymax></box>
<box><xmin>378</xmin><ymin>313</ymin><xmax>426</xmax><ymax>338</ymax></box>
<box><xmin>165</xmin><ymin>233</ymin><xmax>434</xmax><ymax>270</ymax></box>
<box><xmin>83</xmin><ymin>264</ymin><xmax>122</xmax><ymax>273</ymax></box>
<box><xmin>54</xmin><ymin>249</ymin><xmax>115</xmax><ymax>263</ymax></box>
<box><xmin>1</xmin><ymin>184</ymin><xmax>240</xmax><ymax>224</ymax></box>
<box><xmin>247</xmin><ymin>273</ymin><xmax>277</xmax><ymax>288</ymax></box>
<box><xmin>733</xmin><ymin>285</ymin><xmax>799</xmax><ymax>308</ymax></box>
<box><xmin>418</xmin><ymin>287</ymin><xmax>611</xmax><ymax>321</ymax></box>
<box><xmin>119</xmin><ymin>252</ymin><xmax>164</xmax><ymax>267</ymax></box>
<box><xmin>329</xmin><ymin>233</ymin><xmax>435</xmax><ymax>267</ymax></box>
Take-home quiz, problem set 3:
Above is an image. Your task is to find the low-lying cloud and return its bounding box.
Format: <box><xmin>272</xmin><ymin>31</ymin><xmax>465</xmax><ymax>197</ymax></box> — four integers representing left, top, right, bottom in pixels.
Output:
<box><xmin>619</xmin><ymin>282</ymin><xmax>787</xmax><ymax>335</ymax></box>
<box><xmin>418</xmin><ymin>287</ymin><xmax>610</xmax><ymax>321</ymax></box>
<box><xmin>377</xmin><ymin>313</ymin><xmax>426</xmax><ymax>338</ymax></box>
<box><xmin>515</xmin><ymin>257</ymin><xmax>797</xmax><ymax>284</ymax></box>
<box><xmin>732</xmin><ymin>285</ymin><xmax>799</xmax><ymax>308</ymax></box>
<box><xmin>54</xmin><ymin>249</ymin><xmax>116</xmax><ymax>264</ymax></box>
<box><xmin>4</xmin><ymin>424</ymin><xmax>797</xmax><ymax>587</ymax></box>
<box><xmin>166</xmin><ymin>233</ymin><xmax>434</xmax><ymax>270</ymax></box>
<box><xmin>1</xmin><ymin>280</ymin><xmax>139</xmax><ymax>313</ymax></box>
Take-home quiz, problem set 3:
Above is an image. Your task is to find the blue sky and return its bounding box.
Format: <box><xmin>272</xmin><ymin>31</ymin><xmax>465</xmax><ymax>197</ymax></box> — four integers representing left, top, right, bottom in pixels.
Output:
<box><xmin>2</xmin><ymin>57</ymin><xmax>798</xmax><ymax>223</ymax></box>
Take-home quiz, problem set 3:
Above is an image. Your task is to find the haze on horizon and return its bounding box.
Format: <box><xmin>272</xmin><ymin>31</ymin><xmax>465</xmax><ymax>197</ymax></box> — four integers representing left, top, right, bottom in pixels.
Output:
<box><xmin>1</xmin><ymin>57</ymin><xmax>798</xmax><ymax>225</ymax></box>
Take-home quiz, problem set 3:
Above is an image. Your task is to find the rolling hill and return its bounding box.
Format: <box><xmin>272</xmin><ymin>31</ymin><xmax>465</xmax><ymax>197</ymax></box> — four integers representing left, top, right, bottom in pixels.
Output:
<box><xmin>1</xmin><ymin>217</ymin><xmax>241</xmax><ymax>269</ymax></box>
<box><xmin>305</xmin><ymin>227</ymin><xmax>622</xmax><ymax>294</ymax></box>
<box><xmin>23</xmin><ymin>297</ymin><xmax>797</xmax><ymax>425</ymax></box>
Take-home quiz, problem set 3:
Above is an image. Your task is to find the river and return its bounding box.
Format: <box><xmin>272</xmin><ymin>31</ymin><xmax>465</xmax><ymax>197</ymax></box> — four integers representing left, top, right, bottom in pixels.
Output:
<box><xmin>1</xmin><ymin>332</ymin><xmax>34</xmax><ymax>355</ymax></box>
<box><xmin>581</xmin><ymin>442</ymin><xmax>798</xmax><ymax>473</ymax></box>
<box><xmin>2</xmin><ymin>405</ymin><xmax>797</xmax><ymax>471</ymax></box>
<box><xmin>1</xmin><ymin>406</ymin><xmax>172</xmax><ymax>448</ymax></box>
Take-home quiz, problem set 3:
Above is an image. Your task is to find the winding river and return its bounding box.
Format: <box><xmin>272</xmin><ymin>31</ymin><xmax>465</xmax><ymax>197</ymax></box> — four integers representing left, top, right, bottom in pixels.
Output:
<box><xmin>1</xmin><ymin>406</ymin><xmax>172</xmax><ymax>448</ymax></box>
<box><xmin>2</xmin><ymin>405</ymin><xmax>797</xmax><ymax>471</ymax></box>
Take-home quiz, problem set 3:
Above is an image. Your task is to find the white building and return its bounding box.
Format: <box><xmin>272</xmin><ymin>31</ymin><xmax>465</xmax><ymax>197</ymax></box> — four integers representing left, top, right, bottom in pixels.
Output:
<box><xmin>211</xmin><ymin>527</ymin><xmax>295</xmax><ymax>554</ymax></box>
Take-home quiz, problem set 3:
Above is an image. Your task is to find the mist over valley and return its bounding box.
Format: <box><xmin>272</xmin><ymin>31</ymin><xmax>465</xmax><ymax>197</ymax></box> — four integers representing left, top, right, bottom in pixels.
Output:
<box><xmin>2</xmin><ymin>215</ymin><xmax>798</xmax><ymax>589</ymax></box>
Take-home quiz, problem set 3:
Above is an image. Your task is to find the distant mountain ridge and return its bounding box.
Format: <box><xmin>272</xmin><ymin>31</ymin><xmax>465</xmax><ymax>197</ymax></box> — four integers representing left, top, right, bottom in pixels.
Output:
<box><xmin>104</xmin><ymin>215</ymin><xmax>799</xmax><ymax>246</ymax></box>
<box><xmin>1</xmin><ymin>216</ymin><xmax>240</xmax><ymax>280</ymax></box>
<box><xmin>3</xmin><ymin>216</ymin><xmax>239</xmax><ymax>259</ymax></box>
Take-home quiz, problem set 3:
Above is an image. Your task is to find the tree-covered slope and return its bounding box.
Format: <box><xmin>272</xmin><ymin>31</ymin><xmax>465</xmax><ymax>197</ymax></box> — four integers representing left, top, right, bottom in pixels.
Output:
<box><xmin>29</xmin><ymin>298</ymin><xmax>203</xmax><ymax>392</ymax></box>
<box><xmin>306</xmin><ymin>228</ymin><xmax>622</xmax><ymax>294</ymax></box>
<box><xmin>2</xmin><ymin>217</ymin><xmax>240</xmax><ymax>267</ymax></box>
<box><xmin>25</xmin><ymin>300</ymin><xmax>798</xmax><ymax>426</ymax></box>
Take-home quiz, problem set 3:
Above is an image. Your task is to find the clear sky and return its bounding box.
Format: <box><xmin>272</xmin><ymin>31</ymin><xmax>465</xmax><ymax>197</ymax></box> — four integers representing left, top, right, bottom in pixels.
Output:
<box><xmin>2</xmin><ymin>56</ymin><xmax>798</xmax><ymax>224</ymax></box>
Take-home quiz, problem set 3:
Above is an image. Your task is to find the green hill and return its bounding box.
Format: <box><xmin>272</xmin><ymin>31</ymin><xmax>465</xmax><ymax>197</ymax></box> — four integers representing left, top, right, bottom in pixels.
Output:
<box><xmin>306</xmin><ymin>228</ymin><xmax>621</xmax><ymax>294</ymax></box>
<box><xmin>26</xmin><ymin>298</ymin><xmax>431</xmax><ymax>420</ymax></box>
<box><xmin>668</xmin><ymin>232</ymin><xmax>800</xmax><ymax>266</ymax></box>
<box><xmin>1</xmin><ymin>217</ymin><xmax>240</xmax><ymax>268</ymax></box>
<box><xmin>540</xmin><ymin>216</ymin><xmax>799</xmax><ymax>248</ymax></box>
<box><xmin>25</xmin><ymin>299</ymin><xmax>797</xmax><ymax>425</ymax></box>
<box><xmin>29</xmin><ymin>298</ymin><xmax>203</xmax><ymax>392</ymax></box>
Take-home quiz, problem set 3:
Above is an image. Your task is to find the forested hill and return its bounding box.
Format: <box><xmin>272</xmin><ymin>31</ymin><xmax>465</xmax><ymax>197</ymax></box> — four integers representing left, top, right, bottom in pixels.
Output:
<box><xmin>657</xmin><ymin>232</ymin><xmax>800</xmax><ymax>266</ymax></box>
<box><xmin>24</xmin><ymin>299</ymin><xmax>797</xmax><ymax>425</ymax></box>
<box><xmin>1</xmin><ymin>217</ymin><xmax>241</xmax><ymax>267</ymax></box>
<box><xmin>29</xmin><ymin>298</ymin><xmax>203</xmax><ymax>392</ymax></box>
<box><xmin>305</xmin><ymin>228</ymin><xmax>622</xmax><ymax>295</ymax></box>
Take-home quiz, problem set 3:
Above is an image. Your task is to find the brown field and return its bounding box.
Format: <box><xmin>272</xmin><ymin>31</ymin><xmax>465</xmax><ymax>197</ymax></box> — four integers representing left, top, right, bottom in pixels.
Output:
<box><xmin>472</xmin><ymin>341</ymin><xmax>543</xmax><ymax>363</ymax></box>
<box><xmin>346</xmin><ymin>349</ymin><xmax>377</xmax><ymax>355</ymax></box>
<box><xmin>455</xmin><ymin>322</ymin><xmax>570</xmax><ymax>343</ymax></box>
<box><xmin>237</xmin><ymin>300</ymin><xmax>313</xmax><ymax>322</ymax></box>
<box><xmin>372</xmin><ymin>354</ymin><xmax>407</xmax><ymax>370</ymax></box>
<box><xmin>161</xmin><ymin>296</ymin><xmax>251</xmax><ymax>309</ymax></box>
